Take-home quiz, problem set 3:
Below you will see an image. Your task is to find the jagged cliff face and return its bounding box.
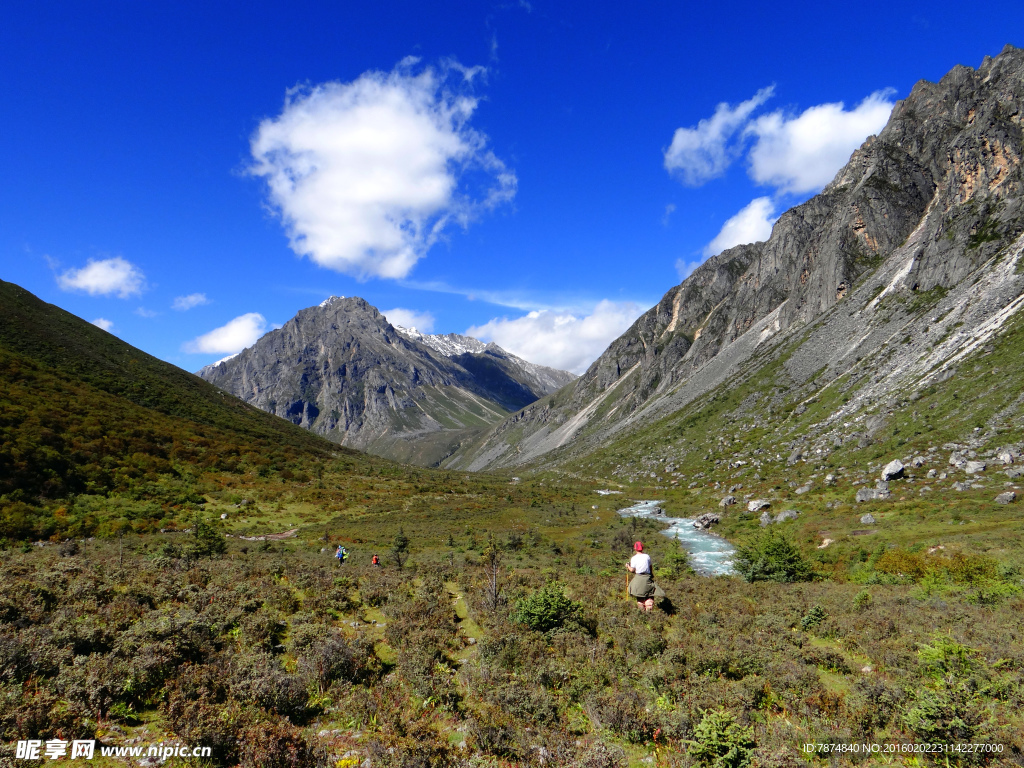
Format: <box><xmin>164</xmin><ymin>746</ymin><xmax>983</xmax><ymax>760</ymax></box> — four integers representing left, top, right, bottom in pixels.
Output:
<box><xmin>448</xmin><ymin>45</ymin><xmax>1024</xmax><ymax>471</ymax></box>
<box><xmin>197</xmin><ymin>297</ymin><xmax>575</xmax><ymax>466</ymax></box>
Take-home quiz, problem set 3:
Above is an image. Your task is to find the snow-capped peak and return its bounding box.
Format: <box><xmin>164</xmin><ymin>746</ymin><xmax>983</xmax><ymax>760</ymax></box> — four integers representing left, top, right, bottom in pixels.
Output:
<box><xmin>319</xmin><ymin>295</ymin><xmax>346</xmax><ymax>308</ymax></box>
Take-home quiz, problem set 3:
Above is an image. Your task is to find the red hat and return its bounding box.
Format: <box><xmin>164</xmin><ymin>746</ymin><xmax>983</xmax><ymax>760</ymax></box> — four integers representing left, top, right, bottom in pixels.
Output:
<box><xmin>634</xmin><ymin>541</ymin><xmax>643</xmax><ymax>552</ymax></box>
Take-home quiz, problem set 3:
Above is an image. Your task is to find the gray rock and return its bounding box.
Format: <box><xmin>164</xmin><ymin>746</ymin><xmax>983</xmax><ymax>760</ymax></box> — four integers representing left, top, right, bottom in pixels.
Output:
<box><xmin>775</xmin><ymin>509</ymin><xmax>799</xmax><ymax>523</ymax></box>
<box><xmin>964</xmin><ymin>460</ymin><xmax>987</xmax><ymax>475</ymax></box>
<box><xmin>927</xmin><ymin>469</ymin><xmax>937</xmax><ymax>479</ymax></box>
<box><xmin>719</xmin><ymin>495</ymin><xmax>737</xmax><ymax>508</ymax></box>
<box><xmin>997</xmin><ymin>449</ymin><xmax>1016</xmax><ymax>465</ymax></box>
<box><xmin>860</xmin><ymin>513</ymin><xmax>876</xmax><ymax>525</ymax></box>
<box><xmin>747</xmin><ymin>499</ymin><xmax>770</xmax><ymax>513</ymax></box>
<box><xmin>952</xmin><ymin>481</ymin><xmax>971</xmax><ymax>491</ymax></box>
<box><xmin>876</xmin><ymin>480</ymin><xmax>890</xmax><ymax>492</ymax></box>
<box><xmin>1006</xmin><ymin>467</ymin><xmax>1024</xmax><ymax>479</ymax></box>
<box><xmin>856</xmin><ymin>488</ymin><xmax>889</xmax><ymax>502</ymax></box>
<box><xmin>911</xmin><ymin>456</ymin><xmax>926</xmax><ymax>468</ymax></box>
<box><xmin>881</xmin><ymin>459</ymin><xmax>905</xmax><ymax>481</ymax></box>
<box><xmin>825</xmin><ymin>473</ymin><xmax>836</xmax><ymax>485</ymax></box>
<box><xmin>995</xmin><ymin>491</ymin><xmax>1017</xmax><ymax>505</ymax></box>
<box><xmin>759</xmin><ymin>511</ymin><xmax>773</xmax><ymax>527</ymax></box>
<box><xmin>788</xmin><ymin>448</ymin><xmax>803</xmax><ymax>465</ymax></box>
<box><xmin>795</xmin><ymin>483</ymin><xmax>812</xmax><ymax>495</ymax></box>
<box><xmin>693</xmin><ymin>513</ymin><xmax>720</xmax><ymax>529</ymax></box>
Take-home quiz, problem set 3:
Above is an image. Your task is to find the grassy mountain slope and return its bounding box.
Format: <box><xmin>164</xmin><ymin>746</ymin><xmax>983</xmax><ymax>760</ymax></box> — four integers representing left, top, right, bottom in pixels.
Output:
<box><xmin>0</xmin><ymin>279</ymin><xmax>352</xmax><ymax>537</ymax></box>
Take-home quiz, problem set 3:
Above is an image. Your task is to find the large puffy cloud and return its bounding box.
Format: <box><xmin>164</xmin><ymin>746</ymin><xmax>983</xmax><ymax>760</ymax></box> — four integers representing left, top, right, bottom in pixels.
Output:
<box><xmin>663</xmin><ymin>86</ymin><xmax>774</xmax><ymax>185</ymax></box>
<box><xmin>745</xmin><ymin>91</ymin><xmax>894</xmax><ymax>194</ymax></box>
<box><xmin>249</xmin><ymin>59</ymin><xmax>516</xmax><ymax>280</ymax></box>
<box><xmin>57</xmin><ymin>257</ymin><xmax>145</xmax><ymax>298</ymax></box>
<box><xmin>703</xmin><ymin>196</ymin><xmax>778</xmax><ymax>257</ymax></box>
<box><xmin>382</xmin><ymin>307</ymin><xmax>436</xmax><ymax>333</ymax></box>
<box><xmin>467</xmin><ymin>300</ymin><xmax>645</xmax><ymax>375</ymax></box>
<box><xmin>91</xmin><ymin>318</ymin><xmax>114</xmax><ymax>331</ymax></box>
<box><xmin>184</xmin><ymin>313</ymin><xmax>268</xmax><ymax>355</ymax></box>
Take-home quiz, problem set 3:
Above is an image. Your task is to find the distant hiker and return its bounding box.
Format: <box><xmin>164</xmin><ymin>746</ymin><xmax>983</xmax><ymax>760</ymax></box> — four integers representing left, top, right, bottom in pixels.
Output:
<box><xmin>371</xmin><ymin>553</ymin><xmax>380</xmax><ymax>567</ymax></box>
<box><xmin>335</xmin><ymin>545</ymin><xmax>348</xmax><ymax>565</ymax></box>
<box><xmin>626</xmin><ymin>541</ymin><xmax>664</xmax><ymax>612</ymax></box>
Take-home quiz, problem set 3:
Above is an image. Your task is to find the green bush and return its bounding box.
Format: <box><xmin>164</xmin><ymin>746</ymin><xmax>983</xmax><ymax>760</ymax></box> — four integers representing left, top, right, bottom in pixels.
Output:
<box><xmin>733</xmin><ymin>529</ymin><xmax>812</xmax><ymax>583</ymax></box>
<box><xmin>511</xmin><ymin>583</ymin><xmax>586</xmax><ymax>635</ymax></box>
<box><xmin>687</xmin><ymin>708</ymin><xmax>756</xmax><ymax>768</ymax></box>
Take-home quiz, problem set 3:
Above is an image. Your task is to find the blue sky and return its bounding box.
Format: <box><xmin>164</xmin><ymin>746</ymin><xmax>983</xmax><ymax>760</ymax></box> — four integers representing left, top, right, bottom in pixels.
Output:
<box><xmin>3</xmin><ymin>1</ymin><xmax>1021</xmax><ymax>374</ymax></box>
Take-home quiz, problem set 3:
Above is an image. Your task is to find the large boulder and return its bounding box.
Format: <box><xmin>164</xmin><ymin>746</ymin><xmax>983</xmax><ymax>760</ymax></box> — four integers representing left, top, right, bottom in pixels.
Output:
<box><xmin>964</xmin><ymin>461</ymin><xmax>987</xmax><ymax>475</ymax></box>
<box><xmin>881</xmin><ymin>459</ymin><xmax>905</xmax><ymax>481</ymax></box>
<box><xmin>693</xmin><ymin>512</ymin><xmax>720</xmax><ymax>530</ymax></box>
<box><xmin>748</xmin><ymin>499</ymin><xmax>770</xmax><ymax>513</ymax></box>
<box><xmin>995</xmin><ymin>491</ymin><xmax>1017</xmax><ymax>505</ymax></box>
<box><xmin>774</xmin><ymin>509</ymin><xmax>800</xmax><ymax>523</ymax></box>
<box><xmin>719</xmin><ymin>495</ymin><xmax>737</xmax><ymax>508</ymax></box>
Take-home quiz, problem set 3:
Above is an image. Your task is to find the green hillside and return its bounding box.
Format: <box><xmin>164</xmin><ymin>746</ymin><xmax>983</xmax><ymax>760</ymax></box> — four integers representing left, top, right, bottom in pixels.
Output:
<box><xmin>0</xmin><ymin>279</ymin><xmax>349</xmax><ymax>538</ymax></box>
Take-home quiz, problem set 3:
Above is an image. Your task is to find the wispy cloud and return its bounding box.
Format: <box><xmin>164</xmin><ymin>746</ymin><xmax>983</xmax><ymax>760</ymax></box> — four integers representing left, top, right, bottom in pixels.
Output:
<box><xmin>134</xmin><ymin>307</ymin><xmax>158</xmax><ymax>318</ymax></box>
<box><xmin>57</xmin><ymin>257</ymin><xmax>146</xmax><ymax>298</ymax></box>
<box><xmin>661</xmin><ymin>203</ymin><xmax>676</xmax><ymax>226</ymax></box>
<box><xmin>183</xmin><ymin>313</ymin><xmax>269</xmax><ymax>355</ymax></box>
<box><xmin>173</xmin><ymin>293</ymin><xmax>209</xmax><ymax>311</ymax></box>
<box><xmin>663</xmin><ymin>86</ymin><xmax>774</xmax><ymax>186</ymax></box>
<box><xmin>249</xmin><ymin>58</ymin><xmax>516</xmax><ymax>281</ymax></box>
<box><xmin>467</xmin><ymin>299</ymin><xmax>645</xmax><ymax>374</ymax></box>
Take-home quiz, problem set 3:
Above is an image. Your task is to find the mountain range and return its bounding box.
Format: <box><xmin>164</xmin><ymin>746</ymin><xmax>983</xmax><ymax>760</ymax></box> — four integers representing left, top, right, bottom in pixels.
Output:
<box><xmin>197</xmin><ymin>297</ymin><xmax>575</xmax><ymax>466</ymax></box>
<box><xmin>441</xmin><ymin>44</ymin><xmax>1024</xmax><ymax>475</ymax></box>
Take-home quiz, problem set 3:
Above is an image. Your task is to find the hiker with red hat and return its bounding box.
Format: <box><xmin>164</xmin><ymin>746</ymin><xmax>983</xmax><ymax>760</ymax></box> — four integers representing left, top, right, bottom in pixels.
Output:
<box><xmin>626</xmin><ymin>541</ymin><xmax>664</xmax><ymax>612</ymax></box>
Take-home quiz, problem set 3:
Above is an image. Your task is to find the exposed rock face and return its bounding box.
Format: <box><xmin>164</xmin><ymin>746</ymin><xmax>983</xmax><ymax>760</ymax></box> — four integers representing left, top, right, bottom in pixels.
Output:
<box><xmin>197</xmin><ymin>297</ymin><xmax>575</xmax><ymax>465</ymax></box>
<box><xmin>447</xmin><ymin>47</ymin><xmax>1024</xmax><ymax>472</ymax></box>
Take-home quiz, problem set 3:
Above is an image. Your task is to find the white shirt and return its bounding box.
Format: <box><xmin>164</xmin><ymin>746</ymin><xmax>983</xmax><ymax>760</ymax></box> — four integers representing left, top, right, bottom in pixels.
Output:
<box><xmin>630</xmin><ymin>552</ymin><xmax>652</xmax><ymax>574</ymax></box>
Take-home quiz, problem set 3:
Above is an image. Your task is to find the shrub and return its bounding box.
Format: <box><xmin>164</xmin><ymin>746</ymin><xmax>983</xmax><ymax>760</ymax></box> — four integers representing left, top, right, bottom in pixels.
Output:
<box><xmin>799</xmin><ymin>605</ymin><xmax>827</xmax><ymax>631</ymax></box>
<box><xmin>657</xmin><ymin>539</ymin><xmax>692</xmax><ymax>580</ymax></box>
<box><xmin>511</xmin><ymin>583</ymin><xmax>587</xmax><ymax>635</ymax></box>
<box><xmin>688</xmin><ymin>708</ymin><xmax>756</xmax><ymax>768</ymax></box>
<box><xmin>734</xmin><ymin>529</ymin><xmax>812</xmax><ymax>583</ymax></box>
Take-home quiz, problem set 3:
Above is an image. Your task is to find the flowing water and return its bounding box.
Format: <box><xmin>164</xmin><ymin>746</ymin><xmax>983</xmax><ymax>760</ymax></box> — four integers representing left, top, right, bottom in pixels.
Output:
<box><xmin>617</xmin><ymin>499</ymin><xmax>736</xmax><ymax>576</ymax></box>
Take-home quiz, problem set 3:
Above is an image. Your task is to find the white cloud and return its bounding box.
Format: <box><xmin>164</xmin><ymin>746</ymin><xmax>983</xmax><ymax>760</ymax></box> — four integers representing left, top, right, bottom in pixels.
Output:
<box><xmin>675</xmin><ymin>258</ymin><xmax>704</xmax><ymax>281</ymax></box>
<box><xmin>134</xmin><ymin>307</ymin><xmax>158</xmax><ymax>318</ymax></box>
<box><xmin>183</xmin><ymin>313</ymin><xmax>268</xmax><ymax>355</ymax></box>
<box><xmin>91</xmin><ymin>318</ymin><xmax>114</xmax><ymax>331</ymax></box>
<box><xmin>467</xmin><ymin>299</ymin><xmax>645</xmax><ymax>375</ymax></box>
<box><xmin>249</xmin><ymin>58</ymin><xmax>516</xmax><ymax>281</ymax></box>
<box><xmin>704</xmin><ymin>197</ymin><xmax>778</xmax><ymax>257</ymax></box>
<box><xmin>382</xmin><ymin>307</ymin><xmax>436</xmax><ymax>333</ymax></box>
<box><xmin>173</xmin><ymin>293</ymin><xmax>209</xmax><ymax>311</ymax></box>
<box><xmin>57</xmin><ymin>257</ymin><xmax>145</xmax><ymax>298</ymax></box>
<box><xmin>745</xmin><ymin>90</ymin><xmax>895</xmax><ymax>194</ymax></box>
<box><xmin>663</xmin><ymin>86</ymin><xmax>774</xmax><ymax>186</ymax></box>
<box><xmin>662</xmin><ymin>203</ymin><xmax>676</xmax><ymax>226</ymax></box>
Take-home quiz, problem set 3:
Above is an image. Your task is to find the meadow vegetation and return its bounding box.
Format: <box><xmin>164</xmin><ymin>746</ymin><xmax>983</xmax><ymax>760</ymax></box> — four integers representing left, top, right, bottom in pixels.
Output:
<box><xmin>3</xmin><ymin>280</ymin><xmax>1024</xmax><ymax>765</ymax></box>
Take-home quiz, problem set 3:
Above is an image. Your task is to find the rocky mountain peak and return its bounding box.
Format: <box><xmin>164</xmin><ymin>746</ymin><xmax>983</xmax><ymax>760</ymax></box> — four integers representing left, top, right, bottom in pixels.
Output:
<box><xmin>197</xmin><ymin>296</ymin><xmax>575</xmax><ymax>465</ymax></box>
<box><xmin>446</xmin><ymin>45</ymin><xmax>1024</xmax><ymax>472</ymax></box>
